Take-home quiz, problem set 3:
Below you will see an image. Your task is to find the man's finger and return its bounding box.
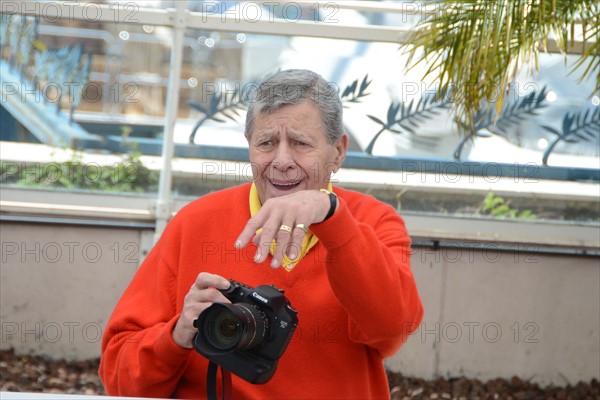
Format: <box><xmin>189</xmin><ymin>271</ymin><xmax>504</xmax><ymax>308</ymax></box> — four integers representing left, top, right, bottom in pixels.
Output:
<box><xmin>194</xmin><ymin>272</ymin><xmax>230</xmax><ymax>290</ymax></box>
<box><xmin>271</xmin><ymin>221</ymin><xmax>294</xmax><ymax>268</ymax></box>
<box><xmin>287</xmin><ymin>225</ymin><xmax>308</xmax><ymax>260</ymax></box>
<box><xmin>235</xmin><ymin>215</ymin><xmax>264</xmax><ymax>250</ymax></box>
<box><xmin>254</xmin><ymin>231</ymin><xmax>263</xmax><ymax>243</ymax></box>
<box><xmin>255</xmin><ymin>223</ymin><xmax>278</xmax><ymax>263</ymax></box>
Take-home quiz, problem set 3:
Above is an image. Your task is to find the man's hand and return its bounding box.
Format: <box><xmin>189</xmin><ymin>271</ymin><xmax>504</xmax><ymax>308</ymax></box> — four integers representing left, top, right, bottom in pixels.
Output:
<box><xmin>172</xmin><ymin>272</ymin><xmax>231</xmax><ymax>348</ymax></box>
<box><xmin>235</xmin><ymin>190</ymin><xmax>337</xmax><ymax>268</ymax></box>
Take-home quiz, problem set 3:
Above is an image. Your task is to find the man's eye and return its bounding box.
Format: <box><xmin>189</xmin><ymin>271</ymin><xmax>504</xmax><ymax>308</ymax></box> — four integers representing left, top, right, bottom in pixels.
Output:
<box><xmin>258</xmin><ymin>140</ymin><xmax>273</xmax><ymax>147</ymax></box>
<box><xmin>293</xmin><ymin>140</ymin><xmax>309</xmax><ymax>147</ymax></box>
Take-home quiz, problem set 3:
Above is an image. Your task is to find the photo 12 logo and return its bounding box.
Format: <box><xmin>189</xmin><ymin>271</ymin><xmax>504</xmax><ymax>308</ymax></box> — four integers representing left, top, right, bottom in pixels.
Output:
<box><xmin>1</xmin><ymin>1</ymin><xmax>139</xmax><ymax>23</ymax></box>
<box><xmin>416</xmin><ymin>321</ymin><xmax>540</xmax><ymax>344</ymax></box>
<box><xmin>199</xmin><ymin>2</ymin><xmax>339</xmax><ymax>24</ymax></box>
<box><xmin>1</xmin><ymin>321</ymin><xmax>104</xmax><ymax>345</ymax></box>
<box><xmin>1</xmin><ymin>241</ymin><xmax>139</xmax><ymax>264</ymax></box>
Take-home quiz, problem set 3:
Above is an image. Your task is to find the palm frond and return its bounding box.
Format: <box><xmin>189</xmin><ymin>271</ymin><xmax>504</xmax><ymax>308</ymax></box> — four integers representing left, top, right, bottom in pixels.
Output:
<box><xmin>541</xmin><ymin>107</ymin><xmax>600</xmax><ymax>165</ymax></box>
<box><xmin>341</xmin><ymin>74</ymin><xmax>371</xmax><ymax>106</ymax></box>
<box><xmin>486</xmin><ymin>86</ymin><xmax>549</xmax><ymax>134</ymax></box>
<box><xmin>568</xmin><ymin>3</ymin><xmax>600</xmax><ymax>91</ymax></box>
<box><xmin>365</xmin><ymin>92</ymin><xmax>450</xmax><ymax>154</ymax></box>
<box><xmin>453</xmin><ymin>87</ymin><xmax>549</xmax><ymax>160</ymax></box>
<box><xmin>188</xmin><ymin>87</ymin><xmax>247</xmax><ymax>144</ymax></box>
<box><xmin>404</xmin><ymin>0</ymin><xmax>599</xmax><ymax>136</ymax></box>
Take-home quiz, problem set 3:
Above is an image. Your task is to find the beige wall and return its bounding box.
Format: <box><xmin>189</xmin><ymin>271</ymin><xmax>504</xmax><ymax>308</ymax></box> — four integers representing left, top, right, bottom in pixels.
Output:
<box><xmin>387</xmin><ymin>247</ymin><xmax>600</xmax><ymax>386</ymax></box>
<box><xmin>0</xmin><ymin>222</ymin><xmax>139</xmax><ymax>360</ymax></box>
<box><xmin>1</xmin><ymin>222</ymin><xmax>598</xmax><ymax>386</ymax></box>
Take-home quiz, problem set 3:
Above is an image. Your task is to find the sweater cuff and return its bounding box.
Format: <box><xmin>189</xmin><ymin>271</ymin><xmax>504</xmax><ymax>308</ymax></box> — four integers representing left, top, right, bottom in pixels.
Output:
<box><xmin>310</xmin><ymin>197</ymin><xmax>358</xmax><ymax>248</ymax></box>
<box><xmin>153</xmin><ymin>314</ymin><xmax>192</xmax><ymax>366</ymax></box>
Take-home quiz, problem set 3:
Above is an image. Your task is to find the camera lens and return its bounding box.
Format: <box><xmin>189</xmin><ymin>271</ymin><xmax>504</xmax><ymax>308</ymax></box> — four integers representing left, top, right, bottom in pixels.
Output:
<box><xmin>207</xmin><ymin>310</ymin><xmax>242</xmax><ymax>351</ymax></box>
<box><xmin>201</xmin><ymin>303</ymin><xmax>269</xmax><ymax>352</ymax></box>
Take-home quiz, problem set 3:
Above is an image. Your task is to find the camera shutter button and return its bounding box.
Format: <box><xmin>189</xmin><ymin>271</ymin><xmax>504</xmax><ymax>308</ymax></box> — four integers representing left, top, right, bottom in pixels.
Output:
<box><xmin>286</xmin><ymin>304</ymin><xmax>298</xmax><ymax>315</ymax></box>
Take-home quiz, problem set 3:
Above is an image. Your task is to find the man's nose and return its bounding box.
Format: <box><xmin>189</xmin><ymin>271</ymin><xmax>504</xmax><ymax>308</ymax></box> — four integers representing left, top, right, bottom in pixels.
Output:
<box><xmin>272</xmin><ymin>141</ymin><xmax>295</xmax><ymax>171</ymax></box>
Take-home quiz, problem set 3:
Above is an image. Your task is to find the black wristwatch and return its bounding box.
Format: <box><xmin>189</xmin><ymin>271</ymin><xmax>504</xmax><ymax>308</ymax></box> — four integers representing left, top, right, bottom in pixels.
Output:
<box><xmin>320</xmin><ymin>189</ymin><xmax>337</xmax><ymax>222</ymax></box>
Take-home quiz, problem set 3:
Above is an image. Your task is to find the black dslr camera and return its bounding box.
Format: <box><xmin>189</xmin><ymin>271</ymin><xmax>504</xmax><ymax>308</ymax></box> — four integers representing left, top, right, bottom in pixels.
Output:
<box><xmin>193</xmin><ymin>280</ymin><xmax>298</xmax><ymax>384</ymax></box>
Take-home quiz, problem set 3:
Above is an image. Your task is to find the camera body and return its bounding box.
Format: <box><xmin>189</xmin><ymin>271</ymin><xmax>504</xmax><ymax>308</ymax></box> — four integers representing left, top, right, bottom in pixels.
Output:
<box><xmin>193</xmin><ymin>280</ymin><xmax>298</xmax><ymax>384</ymax></box>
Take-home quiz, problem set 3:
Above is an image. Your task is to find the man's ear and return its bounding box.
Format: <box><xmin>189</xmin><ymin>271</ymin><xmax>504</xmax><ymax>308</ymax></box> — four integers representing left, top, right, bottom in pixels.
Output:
<box><xmin>332</xmin><ymin>133</ymin><xmax>349</xmax><ymax>172</ymax></box>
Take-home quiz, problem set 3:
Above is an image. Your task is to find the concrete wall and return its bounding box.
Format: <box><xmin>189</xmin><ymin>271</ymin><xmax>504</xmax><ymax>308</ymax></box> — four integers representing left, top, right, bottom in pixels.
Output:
<box><xmin>387</xmin><ymin>247</ymin><xmax>600</xmax><ymax>386</ymax></box>
<box><xmin>0</xmin><ymin>222</ymin><xmax>140</xmax><ymax>360</ymax></box>
<box><xmin>1</xmin><ymin>221</ymin><xmax>598</xmax><ymax>386</ymax></box>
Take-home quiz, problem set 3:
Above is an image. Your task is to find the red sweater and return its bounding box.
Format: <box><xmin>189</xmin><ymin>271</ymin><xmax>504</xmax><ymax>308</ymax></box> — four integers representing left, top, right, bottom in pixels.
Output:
<box><xmin>99</xmin><ymin>184</ymin><xmax>423</xmax><ymax>399</ymax></box>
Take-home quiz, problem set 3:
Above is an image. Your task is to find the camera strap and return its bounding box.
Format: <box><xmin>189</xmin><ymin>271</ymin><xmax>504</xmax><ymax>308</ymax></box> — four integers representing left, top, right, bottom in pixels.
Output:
<box><xmin>207</xmin><ymin>361</ymin><xmax>232</xmax><ymax>400</ymax></box>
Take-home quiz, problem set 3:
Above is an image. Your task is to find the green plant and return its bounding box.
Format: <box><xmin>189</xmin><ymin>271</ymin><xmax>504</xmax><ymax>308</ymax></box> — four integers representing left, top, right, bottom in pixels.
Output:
<box><xmin>5</xmin><ymin>149</ymin><xmax>158</xmax><ymax>193</ymax></box>
<box><xmin>404</xmin><ymin>0</ymin><xmax>599</xmax><ymax>136</ymax></box>
<box><xmin>480</xmin><ymin>192</ymin><xmax>536</xmax><ymax>219</ymax></box>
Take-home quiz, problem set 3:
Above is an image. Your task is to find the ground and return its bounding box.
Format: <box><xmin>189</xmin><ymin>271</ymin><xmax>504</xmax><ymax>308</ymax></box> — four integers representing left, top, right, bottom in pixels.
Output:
<box><xmin>1</xmin><ymin>349</ymin><xmax>598</xmax><ymax>399</ymax></box>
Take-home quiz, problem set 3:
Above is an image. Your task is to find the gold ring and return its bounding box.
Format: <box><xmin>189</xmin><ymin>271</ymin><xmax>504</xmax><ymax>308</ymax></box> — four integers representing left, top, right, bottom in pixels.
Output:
<box><xmin>279</xmin><ymin>224</ymin><xmax>293</xmax><ymax>234</ymax></box>
<box><xmin>295</xmin><ymin>223</ymin><xmax>309</xmax><ymax>233</ymax></box>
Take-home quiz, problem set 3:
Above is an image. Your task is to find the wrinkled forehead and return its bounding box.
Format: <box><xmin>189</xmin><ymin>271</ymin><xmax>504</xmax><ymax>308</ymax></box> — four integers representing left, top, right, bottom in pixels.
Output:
<box><xmin>251</xmin><ymin>103</ymin><xmax>324</xmax><ymax>136</ymax></box>
<box><xmin>252</xmin><ymin>128</ymin><xmax>315</xmax><ymax>144</ymax></box>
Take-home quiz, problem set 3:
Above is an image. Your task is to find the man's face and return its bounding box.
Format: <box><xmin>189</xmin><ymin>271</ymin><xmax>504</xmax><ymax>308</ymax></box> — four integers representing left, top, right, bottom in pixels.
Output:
<box><xmin>247</xmin><ymin>101</ymin><xmax>348</xmax><ymax>204</ymax></box>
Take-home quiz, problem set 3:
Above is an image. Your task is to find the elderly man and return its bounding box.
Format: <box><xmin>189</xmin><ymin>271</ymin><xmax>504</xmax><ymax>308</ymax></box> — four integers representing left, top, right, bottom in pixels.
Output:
<box><xmin>99</xmin><ymin>69</ymin><xmax>423</xmax><ymax>399</ymax></box>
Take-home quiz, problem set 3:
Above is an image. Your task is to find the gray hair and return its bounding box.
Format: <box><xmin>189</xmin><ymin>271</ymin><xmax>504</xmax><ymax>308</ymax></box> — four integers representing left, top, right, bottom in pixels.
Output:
<box><xmin>245</xmin><ymin>69</ymin><xmax>343</xmax><ymax>144</ymax></box>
